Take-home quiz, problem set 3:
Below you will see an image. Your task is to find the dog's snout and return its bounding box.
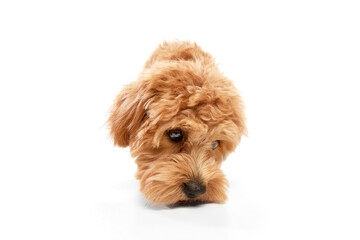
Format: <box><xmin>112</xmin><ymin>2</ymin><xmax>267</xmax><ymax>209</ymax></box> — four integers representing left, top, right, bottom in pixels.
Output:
<box><xmin>183</xmin><ymin>181</ymin><xmax>206</xmax><ymax>198</ymax></box>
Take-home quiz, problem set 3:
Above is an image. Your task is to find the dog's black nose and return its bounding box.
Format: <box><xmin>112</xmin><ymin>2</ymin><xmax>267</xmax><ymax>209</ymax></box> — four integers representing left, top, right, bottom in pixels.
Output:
<box><xmin>183</xmin><ymin>181</ymin><xmax>206</xmax><ymax>198</ymax></box>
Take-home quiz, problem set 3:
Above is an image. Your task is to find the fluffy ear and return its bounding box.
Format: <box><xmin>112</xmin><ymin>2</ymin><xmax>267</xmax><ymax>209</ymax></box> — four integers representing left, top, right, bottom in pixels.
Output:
<box><xmin>107</xmin><ymin>82</ymin><xmax>146</xmax><ymax>147</ymax></box>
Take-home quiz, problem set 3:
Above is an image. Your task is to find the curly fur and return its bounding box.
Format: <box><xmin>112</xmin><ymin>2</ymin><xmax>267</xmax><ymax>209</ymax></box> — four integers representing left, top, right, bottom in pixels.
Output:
<box><xmin>108</xmin><ymin>41</ymin><xmax>246</xmax><ymax>204</ymax></box>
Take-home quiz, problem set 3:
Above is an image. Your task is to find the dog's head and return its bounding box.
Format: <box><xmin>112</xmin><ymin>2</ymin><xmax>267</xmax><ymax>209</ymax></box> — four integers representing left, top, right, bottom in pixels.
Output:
<box><xmin>108</xmin><ymin>42</ymin><xmax>246</xmax><ymax>204</ymax></box>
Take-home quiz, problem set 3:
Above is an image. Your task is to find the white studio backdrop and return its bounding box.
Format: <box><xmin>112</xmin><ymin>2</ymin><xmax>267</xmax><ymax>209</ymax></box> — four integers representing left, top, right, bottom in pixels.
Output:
<box><xmin>0</xmin><ymin>0</ymin><xmax>359</xmax><ymax>239</ymax></box>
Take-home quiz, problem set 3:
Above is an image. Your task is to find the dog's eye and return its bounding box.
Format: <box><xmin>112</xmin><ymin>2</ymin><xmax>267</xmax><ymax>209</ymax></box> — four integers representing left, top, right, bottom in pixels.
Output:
<box><xmin>211</xmin><ymin>140</ymin><xmax>219</xmax><ymax>150</ymax></box>
<box><xmin>168</xmin><ymin>129</ymin><xmax>184</xmax><ymax>142</ymax></box>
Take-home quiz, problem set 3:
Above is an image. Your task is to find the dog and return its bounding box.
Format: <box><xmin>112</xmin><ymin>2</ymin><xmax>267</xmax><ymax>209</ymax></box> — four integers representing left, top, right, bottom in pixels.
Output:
<box><xmin>108</xmin><ymin>41</ymin><xmax>246</xmax><ymax>204</ymax></box>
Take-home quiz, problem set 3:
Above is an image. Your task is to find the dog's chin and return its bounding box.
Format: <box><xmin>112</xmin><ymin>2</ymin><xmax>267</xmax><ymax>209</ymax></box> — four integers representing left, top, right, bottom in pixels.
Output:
<box><xmin>172</xmin><ymin>199</ymin><xmax>205</xmax><ymax>207</ymax></box>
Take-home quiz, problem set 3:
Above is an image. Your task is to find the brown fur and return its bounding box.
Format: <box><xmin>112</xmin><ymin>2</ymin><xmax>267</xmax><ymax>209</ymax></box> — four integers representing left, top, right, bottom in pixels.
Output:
<box><xmin>108</xmin><ymin>41</ymin><xmax>246</xmax><ymax>204</ymax></box>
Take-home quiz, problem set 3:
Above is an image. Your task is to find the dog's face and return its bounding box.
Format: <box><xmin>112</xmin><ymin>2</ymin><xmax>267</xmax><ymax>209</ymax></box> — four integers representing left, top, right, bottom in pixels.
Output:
<box><xmin>108</xmin><ymin>42</ymin><xmax>246</xmax><ymax>204</ymax></box>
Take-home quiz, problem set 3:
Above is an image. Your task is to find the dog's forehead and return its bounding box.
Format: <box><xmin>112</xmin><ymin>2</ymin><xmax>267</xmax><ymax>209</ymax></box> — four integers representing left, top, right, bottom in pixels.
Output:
<box><xmin>162</xmin><ymin>106</ymin><xmax>235</xmax><ymax>134</ymax></box>
<box><xmin>147</xmin><ymin>83</ymin><xmax>234</xmax><ymax>120</ymax></box>
<box><xmin>147</xmin><ymin>88</ymin><xmax>236</xmax><ymax>129</ymax></box>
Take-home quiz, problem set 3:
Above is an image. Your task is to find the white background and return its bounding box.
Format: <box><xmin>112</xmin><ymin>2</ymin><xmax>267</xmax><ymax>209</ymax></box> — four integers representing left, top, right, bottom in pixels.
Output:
<box><xmin>1</xmin><ymin>0</ymin><xmax>359</xmax><ymax>239</ymax></box>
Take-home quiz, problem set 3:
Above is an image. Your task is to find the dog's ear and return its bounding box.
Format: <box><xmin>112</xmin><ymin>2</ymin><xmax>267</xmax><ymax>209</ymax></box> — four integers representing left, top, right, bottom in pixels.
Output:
<box><xmin>107</xmin><ymin>82</ymin><xmax>146</xmax><ymax>147</ymax></box>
